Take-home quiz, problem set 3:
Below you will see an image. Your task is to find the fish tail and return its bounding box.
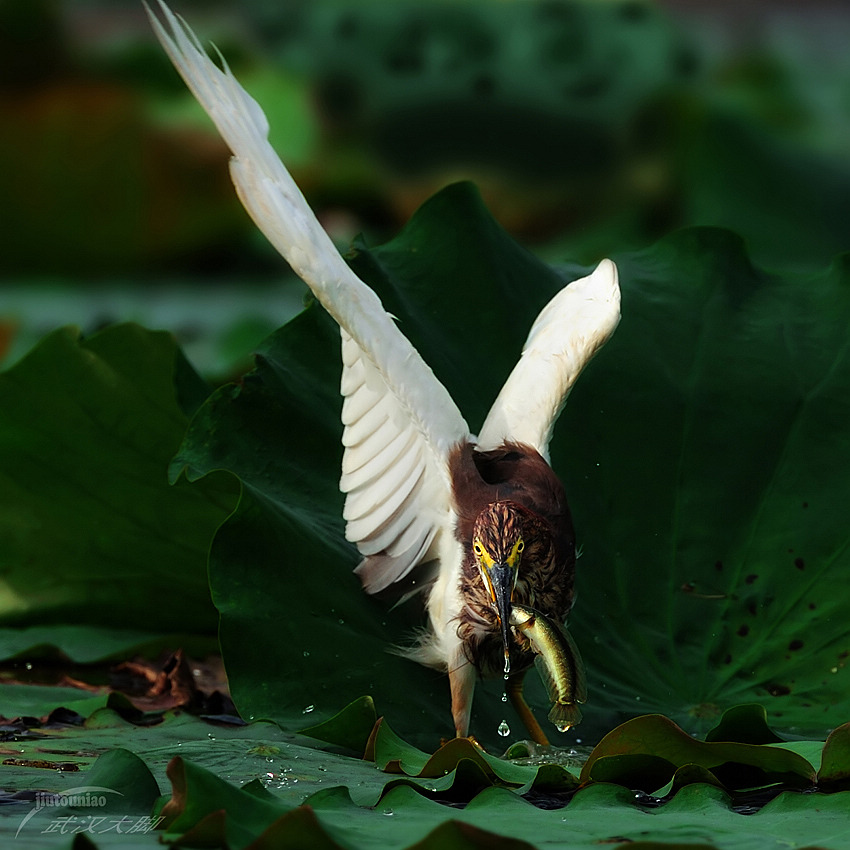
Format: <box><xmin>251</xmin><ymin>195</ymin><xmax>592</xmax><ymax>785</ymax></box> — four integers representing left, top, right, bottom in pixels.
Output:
<box><xmin>548</xmin><ymin>701</ymin><xmax>583</xmax><ymax>731</ymax></box>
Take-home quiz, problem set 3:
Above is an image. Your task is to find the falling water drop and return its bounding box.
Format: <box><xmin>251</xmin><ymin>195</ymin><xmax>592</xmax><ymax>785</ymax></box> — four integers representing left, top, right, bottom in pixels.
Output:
<box><xmin>503</xmin><ymin>654</ymin><xmax>511</xmax><ymax>676</ymax></box>
<box><xmin>498</xmin><ymin>720</ymin><xmax>510</xmax><ymax>737</ymax></box>
<box><xmin>302</xmin><ymin>705</ymin><xmax>315</xmax><ymax>715</ymax></box>
<box><xmin>501</xmin><ymin>693</ymin><xmax>508</xmax><ymax>703</ymax></box>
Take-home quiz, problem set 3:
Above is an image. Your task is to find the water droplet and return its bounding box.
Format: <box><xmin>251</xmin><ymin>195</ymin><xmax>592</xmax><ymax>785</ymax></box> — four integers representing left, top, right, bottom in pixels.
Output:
<box><xmin>207</xmin><ymin>733</ymin><xmax>216</xmax><ymax>740</ymax></box>
<box><xmin>556</xmin><ymin>724</ymin><xmax>569</xmax><ymax>733</ymax></box>
<box><xmin>498</xmin><ymin>720</ymin><xmax>510</xmax><ymax>737</ymax></box>
<box><xmin>503</xmin><ymin>655</ymin><xmax>511</xmax><ymax>675</ymax></box>
<box><xmin>382</xmin><ymin>809</ymin><xmax>394</xmax><ymax>817</ymax></box>
<box><xmin>303</xmin><ymin>651</ymin><xmax>310</xmax><ymax>657</ymax></box>
<box><xmin>338</xmin><ymin>618</ymin><xmax>344</xmax><ymax>625</ymax></box>
<box><xmin>302</xmin><ymin>705</ymin><xmax>315</xmax><ymax>714</ymax></box>
<box><xmin>24</xmin><ymin>662</ymin><xmax>32</xmax><ymax>671</ymax></box>
<box><xmin>501</xmin><ymin>693</ymin><xmax>508</xmax><ymax>703</ymax></box>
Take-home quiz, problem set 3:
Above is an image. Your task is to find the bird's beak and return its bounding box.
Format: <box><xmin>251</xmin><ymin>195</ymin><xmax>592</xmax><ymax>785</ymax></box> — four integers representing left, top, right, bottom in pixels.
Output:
<box><xmin>485</xmin><ymin>563</ymin><xmax>515</xmax><ymax>670</ymax></box>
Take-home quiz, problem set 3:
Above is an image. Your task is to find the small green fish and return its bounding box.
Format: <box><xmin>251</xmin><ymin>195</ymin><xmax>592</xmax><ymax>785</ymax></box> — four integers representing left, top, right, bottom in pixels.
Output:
<box><xmin>510</xmin><ymin>603</ymin><xmax>587</xmax><ymax>731</ymax></box>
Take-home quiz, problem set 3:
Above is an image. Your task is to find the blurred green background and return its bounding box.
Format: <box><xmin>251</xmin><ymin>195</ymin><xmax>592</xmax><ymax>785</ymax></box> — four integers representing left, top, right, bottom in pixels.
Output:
<box><xmin>3</xmin><ymin>0</ymin><xmax>850</xmax><ymax>378</ymax></box>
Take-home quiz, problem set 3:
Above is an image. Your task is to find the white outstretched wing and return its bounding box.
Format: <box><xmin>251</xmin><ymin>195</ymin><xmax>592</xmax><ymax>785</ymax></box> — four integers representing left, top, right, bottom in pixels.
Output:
<box><xmin>340</xmin><ymin>332</ymin><xmax>455</xmax><ymax>593</ymax></box>
<box><xmin>477</xmin><ymin>260</ymin><xmax>620</xmax><ymax>460</ymax></box>
<box><xmin>146</xmin><ymin>1</ymin><xmax>470</xmax><ymax>592</ymax></box>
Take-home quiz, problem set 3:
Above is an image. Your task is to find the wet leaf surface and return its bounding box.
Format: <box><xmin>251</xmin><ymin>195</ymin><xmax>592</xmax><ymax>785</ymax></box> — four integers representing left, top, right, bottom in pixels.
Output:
<box><xmin>0</xmin><ymin>700</ymin><xmax>845</xmax><ymax>849</ymax></box>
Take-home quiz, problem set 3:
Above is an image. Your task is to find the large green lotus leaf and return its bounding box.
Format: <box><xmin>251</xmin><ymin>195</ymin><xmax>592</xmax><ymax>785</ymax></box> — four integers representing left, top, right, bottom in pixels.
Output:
<box><xmin>176</xmin><ymin>183</ymin><xmax>850</xmax><ymax>746</ymax></box>
<box><xmin>560</xmin><ymin>228</ymin><xmax>850</xmax><ymax>739</ymax></box>
<box><xmin>0</xmin><ymin>323</ymin><xmax>238</xmax><ymax>648</ymax></box>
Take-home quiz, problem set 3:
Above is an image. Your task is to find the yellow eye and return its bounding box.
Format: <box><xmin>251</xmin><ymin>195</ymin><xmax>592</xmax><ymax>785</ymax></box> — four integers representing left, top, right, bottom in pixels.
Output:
<box><xmin>516</xmin><ymin>540</ymin><xmax>524</xmax><ymax>553</ymax></box>
<box><xmin>473</xmin><ymin>541</ymin><xmax>483</xmax><ymax>556</ymax></box>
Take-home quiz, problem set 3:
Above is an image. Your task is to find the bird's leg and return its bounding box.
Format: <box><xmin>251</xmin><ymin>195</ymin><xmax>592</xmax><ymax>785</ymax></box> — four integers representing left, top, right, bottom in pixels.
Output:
<box><xmin>507</xmin><ymin>670</ymin><xmax>550</xmax><ymax>746</ymax></box>
<box><xmin>448</xmin><ymin>652</ymin><xmax>476</xmax><ymax>738</ymax></box>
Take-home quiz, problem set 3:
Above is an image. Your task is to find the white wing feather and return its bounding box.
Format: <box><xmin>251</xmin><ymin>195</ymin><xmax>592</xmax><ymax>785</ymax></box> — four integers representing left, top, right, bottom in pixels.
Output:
<box><xmin>477</xmin><ymin>259</ymin><xmax>620</xmax><ymax>460</ymax></box>
<box><xmin>145</xmin><ymin>1</ymin><xmax>468</xmax><ymax>593</ymax></box>
<box><xmin>339</xmin><ymin>332</ymin><xmax>452</xmax><ymax>591</ymax></box>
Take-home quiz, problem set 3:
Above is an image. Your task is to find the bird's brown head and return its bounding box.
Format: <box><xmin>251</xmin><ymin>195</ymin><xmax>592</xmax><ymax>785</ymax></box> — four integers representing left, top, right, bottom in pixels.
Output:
<box><xmin>471</xmin><ymin>502</ymin><xmax>526</xmax><ymax>669</ymax></box>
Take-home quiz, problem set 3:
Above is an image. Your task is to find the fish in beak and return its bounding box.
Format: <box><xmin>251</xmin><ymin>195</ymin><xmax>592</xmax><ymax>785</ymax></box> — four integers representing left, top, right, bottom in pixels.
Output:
<box><xmin>510</xmin><ymin>603</ymin><xmax>586</xmax><ymax>731</ymax></box>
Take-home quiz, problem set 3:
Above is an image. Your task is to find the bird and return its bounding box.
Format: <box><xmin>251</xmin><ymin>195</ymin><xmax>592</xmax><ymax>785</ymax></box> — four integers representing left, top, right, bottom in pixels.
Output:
<box><xmin>147</xmin><ymin>1</ymin><xmax>620</xmax><ymax>745</ymax></box>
